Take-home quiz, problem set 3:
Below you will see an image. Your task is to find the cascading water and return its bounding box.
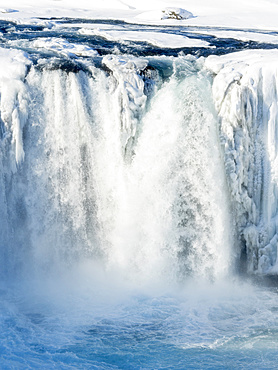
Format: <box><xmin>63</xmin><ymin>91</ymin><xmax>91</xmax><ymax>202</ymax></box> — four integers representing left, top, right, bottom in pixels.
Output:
<box><xmin>1</xmin><ymin>21</ymin><xmax>278</xmax><ymax>369</ymax></box>
<box><xmin>0</xmin><ymin>50</ymin><xmax>232</xmax><ymax>284</ymax></box>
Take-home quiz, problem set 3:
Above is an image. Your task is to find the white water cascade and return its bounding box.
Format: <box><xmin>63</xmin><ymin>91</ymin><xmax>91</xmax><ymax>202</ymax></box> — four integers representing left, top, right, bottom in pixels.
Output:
<box><xmin>3</xmin><ymin>25</ymin><xmax>278</xmax><ymax>368</ymax></box>
<box><xmin>0</xmin><ymin>50</ymin><xmax>232</xmax><ymax>284</ymax></box>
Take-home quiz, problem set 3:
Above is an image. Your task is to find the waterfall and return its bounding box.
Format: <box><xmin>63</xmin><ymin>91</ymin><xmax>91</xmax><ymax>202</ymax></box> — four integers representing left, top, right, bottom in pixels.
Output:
<box><xmin>2</xmin><ymin>17</ymin><xmax>278</xmax><ymax>369</ymax></box>
<box><xmin>0</xmin><ymin>49</ymin><xmax>232</xmax><ymax>283</ymax></box>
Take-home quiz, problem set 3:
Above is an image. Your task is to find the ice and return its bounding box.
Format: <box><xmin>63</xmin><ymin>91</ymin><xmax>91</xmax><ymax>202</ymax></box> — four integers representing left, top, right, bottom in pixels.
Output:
<box><xmin>206</xmin><ymin>50</ymin><xmax>278</xmax><ymax>274</ymax></box>
<box><xmin>0</xmin><ymin>49</ymin><xmax>31</xmax><ymax>168</ymax></box>
<box><xmin>7</xmin><ymin>37</ymin><xmax>99</xmax><ymax>61</ymax></box>
<box><xmin>31</xmin><ymin>38</ymin><xmax>99</xmax><ymax>58</ymax></box>
<box><xmin>102</xmin><ymin>55</ymin><xmax>148</xmax><ymax>155</ymax></box>
<box><xmin>2</xmin><ymin>44</ymin><xmax>278</xmax><ymax>278</ymax></box>
<box><xmin>79</xmin><ymin>28</ymin><xmax>210</xmax><ymax>48</ymax></box>
<box><xmin>2</xmin><ymin>32</ymin><xmax>278</xmax><ymax>278</ymax></box>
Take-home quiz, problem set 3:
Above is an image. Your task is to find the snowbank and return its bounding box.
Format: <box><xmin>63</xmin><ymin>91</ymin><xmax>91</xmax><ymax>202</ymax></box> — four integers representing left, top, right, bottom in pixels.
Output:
<box><xmin>1</xmin><ymin>0</ymin><xmax>278</xmax><ymax>35</ymax></box>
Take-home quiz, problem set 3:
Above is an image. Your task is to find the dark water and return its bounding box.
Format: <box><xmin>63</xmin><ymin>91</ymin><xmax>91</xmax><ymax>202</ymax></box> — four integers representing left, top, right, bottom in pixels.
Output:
<box><xmin>1</xmin><ymin>18</ymin><xmax>278</xmax><ymax>61</ymax></box>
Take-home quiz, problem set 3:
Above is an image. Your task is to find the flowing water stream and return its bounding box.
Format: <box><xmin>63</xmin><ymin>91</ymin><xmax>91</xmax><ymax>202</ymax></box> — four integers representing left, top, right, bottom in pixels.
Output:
<box><xmin>0</xmin><ymin>19</ymin><xmax>278</xmax><ymax>369</ymax></box>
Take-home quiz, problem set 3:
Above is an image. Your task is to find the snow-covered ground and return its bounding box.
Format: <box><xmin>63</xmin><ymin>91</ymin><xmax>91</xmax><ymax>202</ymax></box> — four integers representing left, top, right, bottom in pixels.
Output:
<box><xmin>1</xmin><ymin>0</ymin><xmax>278</xmax><ymax>46</ymax></box>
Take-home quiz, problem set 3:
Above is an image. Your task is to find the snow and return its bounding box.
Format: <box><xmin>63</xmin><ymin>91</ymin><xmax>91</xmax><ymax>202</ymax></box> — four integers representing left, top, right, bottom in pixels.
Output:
<box><xmin>11</xmin><ymin>37</ymin><xmax>99</xmax><ymax>58</ymax></box>
<box><xmin>78</xmin><ymin>27</ymin><xmax>210</xmax><ymax>49</ymax></box>
<box><xmin>190</xmin><ymin>29</ymin><xmax>278</xmax><ymax>46</ymax></box>
<box><xmin>0</xmin><ymin>0</ymin><xmax>278</xmax><ymax>46</ymax></box>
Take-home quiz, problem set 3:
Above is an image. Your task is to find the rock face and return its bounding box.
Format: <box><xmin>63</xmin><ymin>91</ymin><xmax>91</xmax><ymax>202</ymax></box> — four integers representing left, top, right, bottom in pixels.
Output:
<box><xmin>161</xmin><ymin>7</ymin><xmax>193</xmax><ymax>20</ymax></box>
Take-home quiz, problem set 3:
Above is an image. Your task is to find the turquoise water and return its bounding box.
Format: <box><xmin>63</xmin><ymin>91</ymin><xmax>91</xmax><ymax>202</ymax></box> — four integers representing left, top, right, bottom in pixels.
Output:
<box><xmin>1</xmin><ymin>275</ymin><xmax>278</xmax><ymax>369</ymax></box>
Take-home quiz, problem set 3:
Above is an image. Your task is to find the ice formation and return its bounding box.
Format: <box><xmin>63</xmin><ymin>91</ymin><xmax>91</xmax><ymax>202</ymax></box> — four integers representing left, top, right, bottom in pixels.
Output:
<box><xmin>0</xmin><ymin>49</ymin><xmax>30</xmax><ymax>169</ymax></box>
<box><xmin>102</xmin><ymin>55</ymin><xmax>148</xmax><ymax>156</ymax></box>
<box><xmin>206</xmin><ymin>50</ymin><xmax>278</xmax><ymax>274</ymax></box>
<box><xmin>1</xmin><ymin>41</ymin><xmax>278</xmax><ymax>279</ymax></box>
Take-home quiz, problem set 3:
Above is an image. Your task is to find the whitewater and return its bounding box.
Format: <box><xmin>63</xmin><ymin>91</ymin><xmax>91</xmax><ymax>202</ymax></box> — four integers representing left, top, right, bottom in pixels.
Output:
<box><xmin>1</xmin><ymin>1</ymin><xmax>278</xmax><ymax>368</ymax></box>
